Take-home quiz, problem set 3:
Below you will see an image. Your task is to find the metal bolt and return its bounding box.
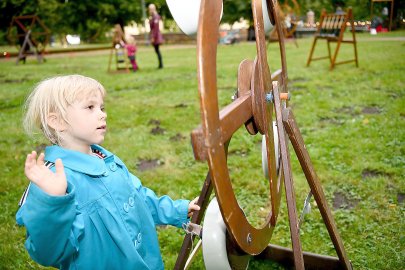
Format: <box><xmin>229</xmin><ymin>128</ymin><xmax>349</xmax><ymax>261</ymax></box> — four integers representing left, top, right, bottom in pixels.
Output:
<box><xmin>247</xmin><ymin>233</ymin><xmax>252</xmax><ymax>244</ymax></box>
<box><xmin>231</xmin><ymin>91</ymin><xmax>238</xmax><ymax>101</ymax></box>
<box><xmin>265</xmin><ymin>93</ymin><xmax>273</xmax><ymax>102</ymax></box>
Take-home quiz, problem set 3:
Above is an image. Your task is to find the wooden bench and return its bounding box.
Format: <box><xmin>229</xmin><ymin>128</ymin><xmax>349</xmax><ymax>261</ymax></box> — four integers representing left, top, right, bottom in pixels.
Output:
<box><xmin>306</xmin><ymin>8</ymin><xmax>358</xmax><ymax>70</ymax></box>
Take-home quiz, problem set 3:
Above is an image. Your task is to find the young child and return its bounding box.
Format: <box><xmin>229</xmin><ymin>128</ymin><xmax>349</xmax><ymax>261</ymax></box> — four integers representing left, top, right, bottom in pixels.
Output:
<box><xmin>16</xmin><ymin>74</ymin><xmax>200</xmax><ymax>269</ymax></box>
<box><xmin>123</xmin><ymin>36</ymin><xmax>138</xmax><ymax>72</ymax></box>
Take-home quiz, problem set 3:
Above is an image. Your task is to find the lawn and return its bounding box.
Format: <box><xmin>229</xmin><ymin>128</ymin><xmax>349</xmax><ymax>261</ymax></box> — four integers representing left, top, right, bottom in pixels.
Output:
<box><xmin>0</xmin><ymin>31</ymin><xmax>404</xmax><ymax>269</ymax></box>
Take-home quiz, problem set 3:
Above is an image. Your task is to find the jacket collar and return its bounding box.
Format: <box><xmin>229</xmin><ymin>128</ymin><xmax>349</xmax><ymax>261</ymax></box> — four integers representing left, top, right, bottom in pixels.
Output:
<box><xmin>45</xmin><ymin>145</ymin><xmax>123</xmax><ymax>176</ymax></box>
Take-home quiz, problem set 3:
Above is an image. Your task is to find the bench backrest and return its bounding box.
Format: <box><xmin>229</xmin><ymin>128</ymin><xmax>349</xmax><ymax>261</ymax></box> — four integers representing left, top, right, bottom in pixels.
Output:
<box><xmin>317</xmin><ymin>8</ymin><xmax>353</xmax><ymax>38</ymax></box>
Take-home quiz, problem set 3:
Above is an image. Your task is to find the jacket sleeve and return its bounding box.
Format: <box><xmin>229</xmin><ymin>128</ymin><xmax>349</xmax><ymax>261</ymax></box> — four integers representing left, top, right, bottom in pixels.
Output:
<box><xmin>130</xmin><ymin>174</ymin><xmax>189</xmax><ymax>228</ymax></box>
<box><xmin>15</xmin><ymin>181</ymin><xmax>84</xmax><ymax>267</ymax></box>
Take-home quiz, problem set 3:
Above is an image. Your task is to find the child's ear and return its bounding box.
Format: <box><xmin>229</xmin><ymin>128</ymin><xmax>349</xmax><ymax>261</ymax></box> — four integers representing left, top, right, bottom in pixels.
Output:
<box><xmin>47</xmin><ymin>113</ymin><xmax>67</xmax><ymax>132</ymax></box>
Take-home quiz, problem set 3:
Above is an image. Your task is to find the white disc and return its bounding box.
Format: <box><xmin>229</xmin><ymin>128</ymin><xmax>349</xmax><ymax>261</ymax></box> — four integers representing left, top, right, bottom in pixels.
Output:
<box><xmin>262</xmin><ymin>121</ymin><xmax>280</xmax><ymax>179</ymax></box>
<box><xmin>262</xmin><ymin>0</ymin><xmax>274</xmax><ymax>33</ymax></box>
<box><xmin>167</xmin><ymin>0</ymin><xmax>223</xmax><ymax>36</ymax></box>
<box><xmin>202</xmin><ymin>197</ymin><xmax>232</xmax><ymax>270</ymax></box>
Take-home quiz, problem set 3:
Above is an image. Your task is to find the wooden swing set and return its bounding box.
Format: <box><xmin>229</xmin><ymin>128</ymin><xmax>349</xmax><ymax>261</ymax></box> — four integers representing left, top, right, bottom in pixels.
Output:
<box><xmin>107</xmin><ymin>24</ymin><xmax>130</xmax><ymax>73</ymax></box>
<box><xmin>7</xmin><ymin>15</ymin><xmax>50</xmax><ymax>64</ymax></box>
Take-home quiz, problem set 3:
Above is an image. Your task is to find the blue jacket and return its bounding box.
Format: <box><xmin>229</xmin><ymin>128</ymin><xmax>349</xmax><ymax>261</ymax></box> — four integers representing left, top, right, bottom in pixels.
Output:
<box><xmin>16</xmin><ymin>145</ymin><xmax>190</xmax><ymax>269</ymax></box>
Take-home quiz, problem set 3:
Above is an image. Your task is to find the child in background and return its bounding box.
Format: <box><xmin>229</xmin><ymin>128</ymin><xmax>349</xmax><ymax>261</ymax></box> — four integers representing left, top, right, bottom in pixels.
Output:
<box><xmin>17</xmin><ymin>75</ymin><xmax>200</xmax><ymax>269</ymax></box>
<box><xmin>125</xmin><ymin>36</ymin><xmax>138</xmax><ymax>72</ymax></box>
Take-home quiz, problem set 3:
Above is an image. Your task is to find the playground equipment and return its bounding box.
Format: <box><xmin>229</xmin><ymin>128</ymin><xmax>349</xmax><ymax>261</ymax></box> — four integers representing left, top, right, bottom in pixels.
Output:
<box><xmin>7</xmin><ymin>15</ymin><xmax>50</xmax><ymax>64</ymax></box>
<box><xmin>307</xmin><ymin>8</ymin><xmax>358</xmax><ymax>70</ymax></box>
<box><xmin>107</xmin><ymin>24</ymin><xmax>130</xmax><ymax>73</ymax></box>
<box><xmin>268</xmin><ymin>0</ymin><xmax>300</xmax><ymax>47</ymax></box>
<box><xmin>167</xmin><ymin>0</ymin><xmax>353</xmax><ymax>269</ymax></box>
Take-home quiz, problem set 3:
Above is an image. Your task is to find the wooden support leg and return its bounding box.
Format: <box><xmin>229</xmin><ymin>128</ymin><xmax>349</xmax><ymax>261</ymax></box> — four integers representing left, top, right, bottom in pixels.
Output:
<box><xmin>174</xmin><ymin>172</ymin><xmax>213</xmax><ymax>270</ymax></box>
<box><xmin>327</xmin><ymin>40</ymin><xmax>333</xmax><ymax>66</ymax></box>
<box><xmin>353</xmin><ymin>41</ymin><xmax>359</xmax><ymax>68</ymax></box>
<box><xmin>351</xmin><ymin>27</ymin><xmax>359</xmax><ymax>68</ymax></box>
<box><xmin>273</xmin><ymin>85</ymin><xmax>305</xmax><ymax>269</ymax></box>
<box><xmin>330</xmin><ymin>39</ymin><xmax>342</xmax><ymax>70</ymax></box>
<box><xmin>16</xmin><ymin>32</ymin><xmax>30</xmax><ymax>65</ymax></box>
<box><xmin>282</xmin><ymin>108</ymin><xmax>352</xmax><ymax>270</ymax></box>
<box><xmin>257</xmin><ymin>244</ymin><xmax>348</xmax><ymax>269</ymax></box>
<box><xmin>108</xmin><ymin>49</ymin><xmax>113</xmax><ymax>72</ymax></box>
<box><xmin>306</xmin><ymin>38</ymin><xmax>318</xmax><ymax>67</ymax></box>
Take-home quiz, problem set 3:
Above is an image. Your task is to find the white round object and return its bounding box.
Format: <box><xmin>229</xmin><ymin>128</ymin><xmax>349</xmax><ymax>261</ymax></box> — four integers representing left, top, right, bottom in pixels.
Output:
<box><xmin>262</xmin><ymin>0</ymin><xmax>274</xmax><ymax>33</ymax></box>
<box><xmin>166</xmin><ymin>0</ymin><xmax>201</xmax><ymax>36</ymax></box>
<box><xmin>262</xmin><ymin>121</ymin><xmax>280</xmax><ymax>179</ymax></box>
<box><xmin>202</xmin><ymin>197</ymin><xmax>232</xmax><ymax>270</ymax></box>
<box><xmin>167</xmin><ymin>0</ymin><xmax>223</xmax><ymax>36</ymax></box>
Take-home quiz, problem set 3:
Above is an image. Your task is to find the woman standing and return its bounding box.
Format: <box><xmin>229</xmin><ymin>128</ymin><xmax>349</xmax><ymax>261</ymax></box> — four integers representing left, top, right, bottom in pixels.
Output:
<box><xmin>148</xmin><ymin>4</ymin><xmax>164</xmax><ymax>69</ymax></box>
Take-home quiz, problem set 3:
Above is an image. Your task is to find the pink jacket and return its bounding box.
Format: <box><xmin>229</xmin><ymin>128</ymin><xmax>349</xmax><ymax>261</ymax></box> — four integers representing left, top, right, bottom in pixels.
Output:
<box><xmin>125</xmin><ymin>44</ymin><xmax>137</xmax><ymax>57</ymax></box>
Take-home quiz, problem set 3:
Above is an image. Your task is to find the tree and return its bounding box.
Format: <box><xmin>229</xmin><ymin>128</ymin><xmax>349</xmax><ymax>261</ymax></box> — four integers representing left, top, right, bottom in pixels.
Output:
<box><xmin>1</xmin><ymin>0</ymin><xmax>146</xmax><ymax>44</ymax></box>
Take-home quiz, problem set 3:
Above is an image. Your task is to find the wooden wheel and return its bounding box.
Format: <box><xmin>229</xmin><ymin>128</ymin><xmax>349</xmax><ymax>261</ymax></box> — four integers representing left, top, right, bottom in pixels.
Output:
<box><xmin>195</xmin><ymin>0</ymin><xmax>288</xmax><ymax>255</ymax></box>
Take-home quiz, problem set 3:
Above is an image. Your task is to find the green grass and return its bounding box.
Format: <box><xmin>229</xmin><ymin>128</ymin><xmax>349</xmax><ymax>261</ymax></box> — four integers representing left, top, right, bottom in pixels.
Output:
<box><xmin>0</xmin><ymin>30</ymin><xmax>404</xmax><ymax>269</ymax></box>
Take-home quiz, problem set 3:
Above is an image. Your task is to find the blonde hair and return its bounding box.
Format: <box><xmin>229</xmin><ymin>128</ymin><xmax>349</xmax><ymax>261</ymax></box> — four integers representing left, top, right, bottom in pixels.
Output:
<box><xmin>24</xmin><ymin>74</ymin><xmax>106</xmax><ymax>144</ymax></box>
<box><xmin>126</xmin><ymin>36</ymin><xmax>136</xmax><ymax>45</ymax></box>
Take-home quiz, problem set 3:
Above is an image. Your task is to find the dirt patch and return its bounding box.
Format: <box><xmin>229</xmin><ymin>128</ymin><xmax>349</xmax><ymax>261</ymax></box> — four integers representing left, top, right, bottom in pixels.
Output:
<box><xmin>319</xmin><ymin>116</ymin><xmax>344</xmax><ymax>126</ymax></box>
<box><xmin>362</xmin><ymin>168</ymin><xmax>390</xmax><ymax>179</ymax></box>
<box><xmin>148</xmin><ymin>119</ymin><xmax>161</xmax><ymax>126</ymax></box>
<box><xmin>174</xmin><ymin>103</ymin><xmax>188</xmax><ymax>108</ymax></box>
<box><xmin>137</xmin><ymin>159</ymin><xmax>163</xmax><ymax>172</ymax></box>
<box><xmin>334</xmin><ymin>106</ymin><xmax>358</xmax><ymax>116</ymax></box>
<box><xmin>151</xmin><ymin>126</ymin><xmax>165</xmax><ymax>135</ymax></box>
<box><xmin>362</xmin><ymin>106</ymin><xmax>381</xmax><ymax>114</ymax></box>
<box><xmin>170</xmin><ymin>133</ymin><xmax>186</xmax><ymax>142</ymax></box>
<box><xmin>333</xmin><ymin>191</ymin><xmax>359</xmax><ymax>210</ymax></box>
<box><xmin>1</xmin><ymin>78</ymin><xmax>29</xmax><ymax>84</ymax></box>
<box><xmin>397</xmin><ymin>193</ymin><xmax>405</xmax><ymax>204</ymax></box>
<box><xmin>148</xmin><ymin>119</ymin><xmax>166</xmax><ymax>135</ymax></box>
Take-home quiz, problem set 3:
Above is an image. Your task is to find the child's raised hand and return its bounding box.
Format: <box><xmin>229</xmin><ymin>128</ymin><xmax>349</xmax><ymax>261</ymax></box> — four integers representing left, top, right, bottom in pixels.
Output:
<box><xmin>24</xmin><ymin>151</ymin><xmax>67</xmax><ymax>196</ymax></box>
<box><xmin>188</xmin><ymin>197</ymin><xmax>200</xmax><ymax>218</ymax></box>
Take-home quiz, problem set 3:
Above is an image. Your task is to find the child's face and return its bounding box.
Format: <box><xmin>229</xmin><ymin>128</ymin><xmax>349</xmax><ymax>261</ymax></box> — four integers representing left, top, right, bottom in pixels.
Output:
<box><xmin>60</xmin><ymin>91</ymin><xmax>107</xmax><ymax>153</ymax></box>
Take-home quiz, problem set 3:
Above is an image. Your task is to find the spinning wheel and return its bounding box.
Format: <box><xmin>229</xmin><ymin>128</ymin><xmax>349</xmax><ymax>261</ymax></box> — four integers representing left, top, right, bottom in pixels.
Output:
<box><xmin>171</xmin><ymin>0</ymin><xmax>352</xmax><ymax>269</ymax></box>
<box><xmin>192</xmin><ymin>0</ymin><xmax>287</xmax><ymax>255</ymax></box>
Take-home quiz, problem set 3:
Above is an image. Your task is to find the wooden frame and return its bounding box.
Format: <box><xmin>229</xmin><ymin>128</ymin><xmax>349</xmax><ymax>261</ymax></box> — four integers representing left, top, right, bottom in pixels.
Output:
<box><xmin>306</xmin><ymin>8</ymin><xmax>358</xmax><ymax>70</ymax></box>
<box><xmin>7</xmin><ymin>15</ymin><xmax>50</xmax><ymax>64</ymax></box>
<box><xmin>173</xmin><ymin>0</ymin><xmax>352</xmax><ymax>269</ymax></box>
<box><xmin>107</xmin><ymin>24</ymin><xmax>130</xmax><ymax>73</ymax></box>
